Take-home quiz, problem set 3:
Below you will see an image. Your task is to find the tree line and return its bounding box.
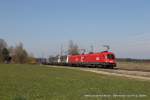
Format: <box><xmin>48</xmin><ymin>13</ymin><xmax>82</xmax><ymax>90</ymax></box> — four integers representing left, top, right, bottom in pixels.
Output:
<box><xmin>0</xmin><ymin>38</ymin><xmax>35</xmax><ymax>64</ymax></box>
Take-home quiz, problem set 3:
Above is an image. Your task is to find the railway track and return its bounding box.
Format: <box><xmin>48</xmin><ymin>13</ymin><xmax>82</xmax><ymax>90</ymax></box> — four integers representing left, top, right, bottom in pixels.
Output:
<box><xmin>78</xmin><ymin>68</ymin><xmax>150</xmax><ymax>81</ymax></box>
<box><xmin>87</xmin><ymin>67</ymin><xmax>150</xmax><ymax>77</ymax></box>
<box><xmin>114</xmin><ymin>67</ymin><xmax>150</xmax><ymax>72</ymax></box>
<box><xmin>46</xmin><ymin>65</ymin><xmax>150</xmax><ymax>81</ymax></box>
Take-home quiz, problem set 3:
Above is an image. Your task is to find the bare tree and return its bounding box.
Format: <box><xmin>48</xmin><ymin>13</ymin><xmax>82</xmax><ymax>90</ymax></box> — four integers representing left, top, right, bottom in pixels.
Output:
<box><xmin>0</xmin><ymin>39</ymin><xmax>7</xmax><ymax>50</ymax></box>
<box><xmin>12</xmin><ymin>43</ymin><xmax>28</xmax><ymax>63</ymax></box>
<box><xmin>2</xmin><ymin>48</ymin><xmax>10</xmax><ymax>63</ymax></box>
<box><xmin>68</xmin><ymin>40</ymin><xmax>79</xmax><ymax>55</ymax></box>
<box><xmin>0</xmin><ymin>39</ymin><xmax>7</xmax><ymax>62</ymax></box>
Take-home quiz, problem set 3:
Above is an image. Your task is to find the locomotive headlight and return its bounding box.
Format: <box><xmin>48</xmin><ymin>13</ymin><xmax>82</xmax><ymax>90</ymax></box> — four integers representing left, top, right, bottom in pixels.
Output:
<box><xmin>96</xmin><ymin>57</ymin><xmax>100</xmax><ymax>60</ymax></box>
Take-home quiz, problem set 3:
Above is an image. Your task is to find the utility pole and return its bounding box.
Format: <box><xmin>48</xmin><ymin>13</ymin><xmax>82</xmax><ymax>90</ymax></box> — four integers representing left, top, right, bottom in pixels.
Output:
<box><xmin>60</xmin><ymin>44</ymin><xmax>63</xmax><ymax>56</ymax></box>
<box><xmin>90</xmin><ymin>45</ymin><xmax>94</xmax><ymax>53</ymax></box>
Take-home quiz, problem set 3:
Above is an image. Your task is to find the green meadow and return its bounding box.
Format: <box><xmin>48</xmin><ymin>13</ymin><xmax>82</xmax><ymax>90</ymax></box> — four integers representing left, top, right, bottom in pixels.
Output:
<box><xmin>0</xmin><ymin>64</ymin><xmax>150</xmax><ymax>100</ymax></box>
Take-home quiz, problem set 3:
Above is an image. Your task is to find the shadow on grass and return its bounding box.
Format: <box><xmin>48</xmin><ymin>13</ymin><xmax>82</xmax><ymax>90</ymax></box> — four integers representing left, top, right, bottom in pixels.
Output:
<box><xmin>13</xmin><ymin>95</ymin><xmax>26</xmax><ymax>100</ymax></box>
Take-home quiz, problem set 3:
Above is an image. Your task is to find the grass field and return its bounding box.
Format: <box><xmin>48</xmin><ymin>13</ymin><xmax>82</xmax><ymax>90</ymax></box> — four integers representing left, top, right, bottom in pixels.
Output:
<box><xmin>0</xmin><ymin>64</ymin><xmax>150</xmax><ymax>100</ymax></box>
<box><xmin>117</xmin><ymin>61</ymin><xmax>150</xmax><ymax>71</ymax></box>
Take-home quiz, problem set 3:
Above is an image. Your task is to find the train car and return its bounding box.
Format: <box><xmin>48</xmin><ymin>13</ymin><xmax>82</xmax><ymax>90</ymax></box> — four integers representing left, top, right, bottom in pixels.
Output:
<box><xmin>68</xmin><ymin>51</ymin><xmax>116</xmax><ymax>68</ymax></box>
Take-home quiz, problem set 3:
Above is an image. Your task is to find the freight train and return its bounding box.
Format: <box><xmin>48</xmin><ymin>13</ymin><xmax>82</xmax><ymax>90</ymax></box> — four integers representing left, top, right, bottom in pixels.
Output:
<box><xmin>47</xmin><ymin>51</ymin><xmax>116</xmax><ymax>69</ymax></box>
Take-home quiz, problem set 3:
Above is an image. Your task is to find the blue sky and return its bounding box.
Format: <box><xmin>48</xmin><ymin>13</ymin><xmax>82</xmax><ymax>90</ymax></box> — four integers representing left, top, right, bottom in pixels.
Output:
<box><xmin>0</xmin><ymin>0</ymin><xmax>150</xmax><ymax>58</ymax></box>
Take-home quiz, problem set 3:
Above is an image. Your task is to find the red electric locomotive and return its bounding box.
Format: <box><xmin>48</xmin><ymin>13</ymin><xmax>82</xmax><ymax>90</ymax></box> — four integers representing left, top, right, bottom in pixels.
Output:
<box><xmin>68</xmin><ymin>51</ymin><xmax>116</xmax><ymax>68</ymax></box>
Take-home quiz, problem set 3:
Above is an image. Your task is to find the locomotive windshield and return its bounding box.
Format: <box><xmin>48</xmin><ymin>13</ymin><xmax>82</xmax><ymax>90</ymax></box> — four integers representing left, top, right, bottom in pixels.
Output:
<box><xmin>107</xmin><ymin>54</ymin><xmax>115</xmax><ymax>59</ymax></box>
